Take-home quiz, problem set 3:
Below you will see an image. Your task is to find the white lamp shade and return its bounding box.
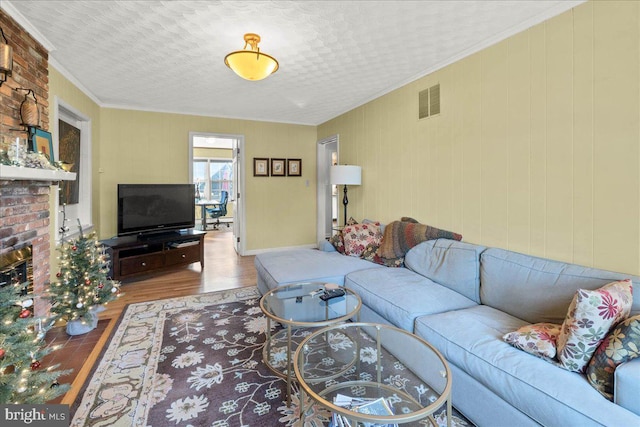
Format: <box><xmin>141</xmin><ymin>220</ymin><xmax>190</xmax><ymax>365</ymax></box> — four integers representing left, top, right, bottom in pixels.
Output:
<box><xmin>330</xmin><ymin>165</ymin><xmax>362</xmax><ymax>185</ymax></box>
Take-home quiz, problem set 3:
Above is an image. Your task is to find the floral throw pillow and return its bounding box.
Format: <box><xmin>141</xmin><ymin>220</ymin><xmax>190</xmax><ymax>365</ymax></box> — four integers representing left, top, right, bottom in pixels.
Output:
<box><xmin>346</xmin><ymin>217</ymin><xmax>359</xmax><ymax>226</ymax></box>
<box><xmin>342</xmin><ymin>223</ymin><xmax>382</xmax><ymax>258</ymax></box>
<box><xmin>361</xmin><ymin>243</ymin><xmax>404</xmax><ymax>267</ymax></box>
<box><xmin>557</xmin><ymin>279</ymin><xmax>633</xmax><ymax>373</ymax></box>
<box><xmin>586</xmin><ymin>314</ymin><xmax>640</xmax><ymax>400</ymax></box>
<box><xmin>503</xmin><ymin>323</ymin><xmax>561</xmax><ymax>360</ymax></box>
<box><xmin>328</xmin><ymin>232</ymin><xmax>345</xmax><ymax>254</ymax></box>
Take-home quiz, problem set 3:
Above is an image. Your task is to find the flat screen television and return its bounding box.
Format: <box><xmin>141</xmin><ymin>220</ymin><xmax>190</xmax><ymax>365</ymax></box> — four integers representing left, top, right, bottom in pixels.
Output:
<box><xmin>117</xmin><ymin>183</ymin><xmax>195</xmax><ymax>237</ymax></box>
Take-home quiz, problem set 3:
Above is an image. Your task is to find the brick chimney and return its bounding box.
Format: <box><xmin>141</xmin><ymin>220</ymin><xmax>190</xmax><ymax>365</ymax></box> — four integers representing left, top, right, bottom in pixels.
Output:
<box><xmin>0</xmin><ymin>9</ymin><xmax>52</xmax><ymax>316</ymax></box>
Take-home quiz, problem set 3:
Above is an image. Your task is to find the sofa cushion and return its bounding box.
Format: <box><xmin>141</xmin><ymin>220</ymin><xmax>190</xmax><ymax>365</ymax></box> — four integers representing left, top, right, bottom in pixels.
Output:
<box><xmin>586</xmin><ymin>313</ymin><xmax>640</xmax><ymax>399</ymax></box>
<box><xmin>405</xmin><ymin>239</ymin><xmax>486</xmax><ymax>303</ymax></box>
<box><xmin>254</xmin><ymin>249</ymin><xmax>383</xmax><ymax>294</ymax></box>
<box><xmin>503</xmin><ymin>323</ymin><xmax>561</xmax><ymax>359</ymax></box>
<box><xmin>414</xmin><ymin>305</ymin><xmax>640</xmax><ymax>426</ymax></box>
<box><xmin>480</xmin><ymin>248</ymin><xmax>640</xmax><ymax>324</ymax></box>
<box><xmin>557</xmin><ymin>280</ymin><xmax>633</xmax><ymax>372</ymax></box>
<box><xmin>344</xmin><ymin>267</ymin><xmax>477</xmax><ymax>332</ymax></box>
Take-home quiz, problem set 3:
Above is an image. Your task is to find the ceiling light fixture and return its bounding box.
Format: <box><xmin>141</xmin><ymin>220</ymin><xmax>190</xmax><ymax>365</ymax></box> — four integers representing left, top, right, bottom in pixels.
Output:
<box><xmin>224</xmin><ymin>33</ymin><xmax>279</xmax><ymax>81</ymax></box>
<box><xmin>0</xmin><ymin>26</ymin><xmax>13</xmax><ymax>87</ymax></box>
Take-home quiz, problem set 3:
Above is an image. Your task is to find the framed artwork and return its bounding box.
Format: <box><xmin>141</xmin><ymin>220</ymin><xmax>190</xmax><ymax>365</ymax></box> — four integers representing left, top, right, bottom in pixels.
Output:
<box><xmin>287</xmin><ymin>158</ymin><xmax>302</xmax><ymax>176</ymax></box>
<box><xmin>253</xmin><ymin>158</ymin><xmax>269</xmax><ymax>176</ymax></box>
<box><xmin>31</xmin><ymin>129</ymin><xmax>54</xmax><ymax>164</ymax></box>
<box><xmin>58</xmin><ymin>119</ymin><xmax>81</xmax><ymax>204</ymax></box>
<box><xmin>270</xmin><ymin>158</ymin><xmax>286</xmax><ymax>177</ymax></box>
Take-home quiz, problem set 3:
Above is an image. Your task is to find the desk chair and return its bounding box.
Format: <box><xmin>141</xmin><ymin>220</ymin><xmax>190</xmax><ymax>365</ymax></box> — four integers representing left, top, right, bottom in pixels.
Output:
<box><xmin>205</xmin><ymin>191</ymin><xmax>229</xmax><ymax>230</ymax></box>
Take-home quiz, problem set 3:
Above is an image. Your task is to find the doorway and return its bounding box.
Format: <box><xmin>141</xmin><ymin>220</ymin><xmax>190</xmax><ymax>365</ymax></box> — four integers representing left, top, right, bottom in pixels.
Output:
<box><xmin>188</xmin><ymin>132</ymin><xmax>245</xmax><ymax>255</ymax></box>
<box><xmin>316</xmin><ymin>135</ymin><xmax>339</xmax><ymax>243</ymax></box>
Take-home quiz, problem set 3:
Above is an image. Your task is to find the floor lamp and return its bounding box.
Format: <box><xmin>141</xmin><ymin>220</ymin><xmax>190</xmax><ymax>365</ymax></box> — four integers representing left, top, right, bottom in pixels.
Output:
<box><xmin>330</xmin><ymin>165</ymin><xmax>362</xmax><ymax>226</ymax></box>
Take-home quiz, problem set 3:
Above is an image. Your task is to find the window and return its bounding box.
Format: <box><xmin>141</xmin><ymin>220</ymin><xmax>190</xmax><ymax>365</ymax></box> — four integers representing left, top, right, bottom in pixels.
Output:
<box><xmin>194</xmin><ymin>158</ymin><xmax>233</xmax><ymax>201</ymax></box>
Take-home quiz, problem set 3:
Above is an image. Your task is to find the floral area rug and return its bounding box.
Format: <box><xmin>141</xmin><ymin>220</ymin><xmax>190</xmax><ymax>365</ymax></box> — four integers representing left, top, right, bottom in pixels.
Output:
<box><xmin>71</xmin><ymin>287</ymin><xmax>473</xmax><ymax>426</ymax></box>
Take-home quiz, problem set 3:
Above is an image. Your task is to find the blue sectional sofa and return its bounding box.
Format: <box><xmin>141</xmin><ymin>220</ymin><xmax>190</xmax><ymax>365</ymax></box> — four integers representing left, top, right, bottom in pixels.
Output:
<box><xmin>254</xmin><ymin>239</ymin><xmax>640</xmax><ymax>426</ymax></box>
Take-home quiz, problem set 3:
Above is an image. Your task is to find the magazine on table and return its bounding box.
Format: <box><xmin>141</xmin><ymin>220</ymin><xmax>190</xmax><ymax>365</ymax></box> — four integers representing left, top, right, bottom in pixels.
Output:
<box><xmin>328</xmin><ymin>394</ymin><xmax>398</xmax><ymax>427</ymax></box>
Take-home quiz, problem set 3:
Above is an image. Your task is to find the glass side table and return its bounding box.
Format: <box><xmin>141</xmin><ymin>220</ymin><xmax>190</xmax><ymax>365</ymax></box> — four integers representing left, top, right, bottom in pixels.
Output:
<box><xmin>294</xmin><ymin>322</ymin><xmax>452</xmax><ymax>426</ymax></box>
<box><xmin>259</xmin><ymin>282</ymin><xmax>361</xmax><ymax>406</ymax></box>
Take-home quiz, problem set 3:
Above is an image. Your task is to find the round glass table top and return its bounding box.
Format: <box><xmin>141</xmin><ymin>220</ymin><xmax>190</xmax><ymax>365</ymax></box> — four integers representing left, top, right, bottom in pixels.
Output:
<box><xmin>294</xmin><ymin>322</ymin><xmax>452</xmax><ymax>425</ymax></box>
<box><xmin>260</xmin><ymin>282</ymin><xmax>361</xmax><ymax>326</ymax></box>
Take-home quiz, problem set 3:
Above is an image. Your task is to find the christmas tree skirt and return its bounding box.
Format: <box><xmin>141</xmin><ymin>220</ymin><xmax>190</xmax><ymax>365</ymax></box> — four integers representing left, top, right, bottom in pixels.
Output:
<box><xmin>65</xmin><ymin>306</ymin><xmax>105</xmax><ymax>335</ymax></box>
<box><xmin>70</xmin><ymin>286</ymin><xmax>473</xmax><ymax>427</ymax></box>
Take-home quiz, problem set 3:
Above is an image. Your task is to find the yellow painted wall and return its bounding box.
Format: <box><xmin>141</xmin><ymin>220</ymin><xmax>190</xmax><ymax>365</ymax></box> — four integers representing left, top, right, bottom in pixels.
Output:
<box><xmin>98</xmin><ymin>109</ymin><xmax>316</xmax><ymax>250</ymax></box>
<box><xmin>318</xmin><ymin>1</ymin><xmax>640</xmax><ymax>276</ymax></box>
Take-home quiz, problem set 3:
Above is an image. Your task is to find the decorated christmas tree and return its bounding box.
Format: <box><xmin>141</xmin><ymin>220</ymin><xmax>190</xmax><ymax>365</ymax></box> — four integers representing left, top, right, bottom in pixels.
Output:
<box><xmin>48</xmin><ymin>220</ymin><xmax>121</xmax><ymax>330</ymax></box>
<box><xmin>0</xmin><ymin>280</ymin><xmax>71</xmax><ymax>403</ymax></box>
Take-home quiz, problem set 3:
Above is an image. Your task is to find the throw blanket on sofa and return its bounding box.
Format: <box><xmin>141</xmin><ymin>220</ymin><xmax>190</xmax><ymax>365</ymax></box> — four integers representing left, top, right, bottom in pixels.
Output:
<box><xmin>377</xmin><ymin>220</ymin><xmax>462</xmax><ymax>259</ymax></box>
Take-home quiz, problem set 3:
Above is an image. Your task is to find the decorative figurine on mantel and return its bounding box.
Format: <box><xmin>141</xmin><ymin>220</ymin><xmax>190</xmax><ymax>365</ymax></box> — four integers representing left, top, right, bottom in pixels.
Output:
<box><xmin>0</xmin><ymin>135</ymin><xmax>27</xmax><ymax>166</ymax></box>
<box><xmin>0</xmin><ymin>135</ymin><xmax>72</xmax><ymax>170</ymax></box>
<box><xmin>48</xmin><ymin>209</ymin><xmax>122</xmax><ymax>335</ymax></box>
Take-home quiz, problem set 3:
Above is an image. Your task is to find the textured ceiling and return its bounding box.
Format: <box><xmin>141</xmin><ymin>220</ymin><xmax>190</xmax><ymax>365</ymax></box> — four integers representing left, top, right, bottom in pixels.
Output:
<box><xmin>4</xmin><ymin>1</ymin><xmax>583</xmax><ymax>125</ymax></box>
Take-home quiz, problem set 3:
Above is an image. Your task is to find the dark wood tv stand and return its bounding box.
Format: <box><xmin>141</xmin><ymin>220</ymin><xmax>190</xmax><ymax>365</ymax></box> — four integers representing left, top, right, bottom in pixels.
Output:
<box><xmin>100</xmin><ymin>229</ymin><xmax>205</xmax><ymax>281</ymax></box>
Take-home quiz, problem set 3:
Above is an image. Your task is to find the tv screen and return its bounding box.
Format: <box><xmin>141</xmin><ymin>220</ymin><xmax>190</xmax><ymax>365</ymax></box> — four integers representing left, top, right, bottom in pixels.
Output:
<box><xmin>117</xmin><ymin>184</ymin><xmax>195</xmax><ymax>236</ymax></box>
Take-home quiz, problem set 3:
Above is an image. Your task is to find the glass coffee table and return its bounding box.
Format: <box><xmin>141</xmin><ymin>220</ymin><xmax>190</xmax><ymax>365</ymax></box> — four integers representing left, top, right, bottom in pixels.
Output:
<box><xmin>294</xmin><ymin>322</ymin><xmax>452</xmax><ymax>426</ymax></box>
<box><xmin>259</xmin><ymin>282</ymin><xmax>361</xmax><ymax>406</ymax></box>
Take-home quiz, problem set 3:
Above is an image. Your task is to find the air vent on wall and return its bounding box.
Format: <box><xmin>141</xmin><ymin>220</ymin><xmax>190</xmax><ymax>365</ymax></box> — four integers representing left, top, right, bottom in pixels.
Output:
<box><xmin>418</xmin><ymin>83</ymin><xmax>440</xmax><ymax>119</ymax></box>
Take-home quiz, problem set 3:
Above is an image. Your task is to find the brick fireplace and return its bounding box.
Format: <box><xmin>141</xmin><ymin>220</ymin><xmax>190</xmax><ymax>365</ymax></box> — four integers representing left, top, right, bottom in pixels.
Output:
<box><xmin>0</xmin><ymin>179</ymin><xmax>53</xmax><ymax>316</ymax></box>
<box><xmin>0</xmin><ymin>8</ymin><xmax>56</xmax><ymax>317</ymax></box>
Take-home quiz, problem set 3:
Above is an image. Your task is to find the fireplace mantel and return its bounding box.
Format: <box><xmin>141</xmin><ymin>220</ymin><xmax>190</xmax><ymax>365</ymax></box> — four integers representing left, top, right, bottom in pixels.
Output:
<box><xmin>0</xmin><ymin>164</ymin><xmax>76</xmax><ymax>181</ymax></box>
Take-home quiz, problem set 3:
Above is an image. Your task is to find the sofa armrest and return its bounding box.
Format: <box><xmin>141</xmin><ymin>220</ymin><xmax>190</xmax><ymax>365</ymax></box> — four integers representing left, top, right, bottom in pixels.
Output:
<box><xmin>614</xmin><ymin>357</ymin><xmax>640</xmax><ymax>416</ymax></box>
<box><xmin>318</xmin><ymin>240</ymin><xmax>337</xmax><ymax>252</ymax></box>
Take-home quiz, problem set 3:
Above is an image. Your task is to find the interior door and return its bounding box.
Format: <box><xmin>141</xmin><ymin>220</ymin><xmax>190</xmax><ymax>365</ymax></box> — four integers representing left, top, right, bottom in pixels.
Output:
<box><xmin>232</xmin><ymin>140</ymin><xmax>240</xmax><ymax>253</ymax></box>
<box><xmin>316</xmin><ymin>135</ymin><xmax>338</xmax><ymax>243</ymax></box>
<box><xmin>189</xmin><ymin>132</ymin><xmax>244</xmax><ymax>255</ymax></box>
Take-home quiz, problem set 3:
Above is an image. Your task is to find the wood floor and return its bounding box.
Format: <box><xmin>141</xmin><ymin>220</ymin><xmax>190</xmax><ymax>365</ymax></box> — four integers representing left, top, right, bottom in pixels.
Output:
<box><xmin>44</xmin><ymin>229</ymin><xmax>256</xmax><ymax>405</ymax></box>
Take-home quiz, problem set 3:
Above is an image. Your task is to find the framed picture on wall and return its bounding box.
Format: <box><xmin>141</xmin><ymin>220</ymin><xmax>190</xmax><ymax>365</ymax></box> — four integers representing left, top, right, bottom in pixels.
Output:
<box><xmin>287</xmin><ymin>159</ymin><xmax>302</xmax><ymax>176</ymax></box>
<box><xmin>271</xmin><ymin>158</ymin><xmax>286</xmax><ymax>176</ymax></box>
<box><xmin>253</xmin><ymin>158</ymin><xmax>269</xmax><ymax>176</ymax></box>
<box><xmin>30</xmin><ymin>128</ymin><xmax>54</xmax><ymax>164</ymax></box>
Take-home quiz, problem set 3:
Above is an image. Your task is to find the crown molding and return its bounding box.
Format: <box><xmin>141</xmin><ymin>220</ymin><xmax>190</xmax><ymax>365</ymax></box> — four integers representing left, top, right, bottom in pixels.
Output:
<box><xmin>1</xmin><ymin>1</ymin><xmax>56</xmax><ymax>52</ymax></box>
<box><xmin>48</xmin><ymin>57</ymin><xmax>103</xmax><ymax>106</ymax></box>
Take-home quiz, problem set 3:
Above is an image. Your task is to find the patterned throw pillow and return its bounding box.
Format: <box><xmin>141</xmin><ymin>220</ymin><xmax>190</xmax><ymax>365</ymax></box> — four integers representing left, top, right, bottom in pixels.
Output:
<box><xmin>342</xmin><ymin>223</ymin><xmax>382</xmax><ymax>258</ymax></box>
<box><xmin>586</xmin><ymin>314</ymin><xmax>640</xmax><ymax>400</ymax></box>
<box><xmin>503</xmin><ymin>323</ymin><xmax>561</xmax><ymax>360</ymax></box>
<box><xmin>556</xmin><ymin>279</ymin><xmax>633</xmax><ymax>373</ymax></box>
<box><xmin>328</xmin><ymin>232</ymin><xmax>345</xmax><ymax>254</ymax></box>
<box><xmin>361</xmin><ymin>243</ymin><xmax>404</xmax><ymax>267</ymax></box>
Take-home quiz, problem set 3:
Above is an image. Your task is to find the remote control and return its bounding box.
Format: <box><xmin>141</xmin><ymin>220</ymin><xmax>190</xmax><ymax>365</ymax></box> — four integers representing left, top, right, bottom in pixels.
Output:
<box><xmin>320</xmin><ymin>288</ymin><xmax>346</xmax><ymax>301</ymax></box>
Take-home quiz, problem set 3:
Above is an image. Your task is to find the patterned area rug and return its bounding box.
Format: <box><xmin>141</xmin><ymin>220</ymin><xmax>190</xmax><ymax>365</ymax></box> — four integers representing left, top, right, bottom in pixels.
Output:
<box><xmin>71</xmin><ymin>287</ymin><xmax>473</xmax><ymax>426</ymax></box>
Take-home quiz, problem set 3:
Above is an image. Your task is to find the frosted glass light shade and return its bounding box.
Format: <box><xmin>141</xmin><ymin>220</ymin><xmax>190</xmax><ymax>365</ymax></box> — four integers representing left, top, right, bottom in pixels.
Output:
<box><xmin>0</xmin><ymin>26</ymin><xmax>12</xmax><ymax>86</ymax></box>
<box><xmin>330</xmin><ymin>165</ymin><xmax>362</xmax><ymax>185</ymax></box>
<box><xmin>0</xmin><ymin>42</ymin><xmax>12</xmax><ymax>75</ymax></box>
<box><xmin>225</xmin><ymin>33</ymin><xmax>279</xmax><ymax>81</ymax></box>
